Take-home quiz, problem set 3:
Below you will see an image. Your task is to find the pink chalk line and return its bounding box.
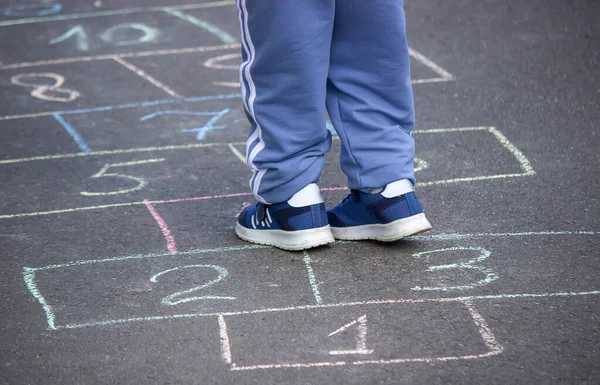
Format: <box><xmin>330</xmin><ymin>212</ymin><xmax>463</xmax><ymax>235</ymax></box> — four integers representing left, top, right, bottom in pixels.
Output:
<box><xmin>143</xmin><ymin>199</ymin><xmax>178</xmax><ymax>254</ymax></box>
<box><xmin>235</xmin><ymin>201</ymin><xmax>252</xmax><ymax>218</ymax></box>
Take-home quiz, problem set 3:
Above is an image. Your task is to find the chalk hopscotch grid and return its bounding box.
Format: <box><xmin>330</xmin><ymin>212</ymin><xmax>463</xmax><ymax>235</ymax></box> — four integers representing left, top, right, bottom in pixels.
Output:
<box><xmin>0</xmin><ymin>1</ymin><xmax>236</xmax><ymax>28</ymax></box>
<box><xmin>0</xmin><ymin>126</ymin><xmax>534</xmax><ymax>220</ymax></box>
<box><xmin>0</xmin><ymin>45</ymin><xmax>453</xmax><ymax>121</ymax></box>
<box><xmin>22</xmin><ymin>230</ymin><xmax>599</xmax><ymax>332</ymax></box>
<box><xmin>220</xmin><ymin>300</ymin><xmax>503</xmax><ymax>371</ymax></box>
<box><xmin>0</xmin><ymin>126</ymin><xmax>532</xmax><ymax>219</ymax></box>
<box><xmin>0</xmin><ymin>1</ymin><xmax>585</xmax><ymax>371</ymax></box>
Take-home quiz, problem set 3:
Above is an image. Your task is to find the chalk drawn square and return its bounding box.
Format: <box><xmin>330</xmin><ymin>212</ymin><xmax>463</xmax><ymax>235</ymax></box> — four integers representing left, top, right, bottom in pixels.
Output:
<box><xmin>134</xmin><ymin>45</ymin><xmax>455</xmax><ymax>98</ymax></box>
<box><xmin>0</xmin><ymin>9</ymin><xmax>233</xmax><ymax>65</ymax></box>
<box><xmin>412</xmin><ymin>127</ymin><xmax>535</xmax><ymax>185</ymax></box>
<box><xmin>220</xmin><ymin>301</ymin><xmax>502</xmax><ymax>370</ymax></box>
<box><xmin>0</xmin><ymin>144</ymin><xmax>248</xmax><ymax>216</ymax></box>
<box><xmin>53</xmin><ymin>94</ymin><xmax>246</xmax><ymax>152</ymax></box>
<box><xmin>310</xmin><ymin>233</ymin><xmax>600</xmax><ymax>304</ymax></box>
<box><xmin>0</xmin><ymin>61</ymin><xmax>171</xmax><ymax>115</ymax></box>
<box><xmin>232</xmin><ymin>126</ymin><xmax>535</xmax><ymax>190</ymax></box>
<box><xmin>24</xmin><ymin>246</ymin><xmax>319</xmax><ymax>330</ymax></box>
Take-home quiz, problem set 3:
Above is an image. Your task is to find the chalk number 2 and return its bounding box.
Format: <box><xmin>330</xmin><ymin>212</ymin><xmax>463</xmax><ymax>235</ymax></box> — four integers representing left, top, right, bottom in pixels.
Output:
<box><xmin>150</xmin><ymin>265</ymin><xmax>236</xmax><ymax>306</ymax></box>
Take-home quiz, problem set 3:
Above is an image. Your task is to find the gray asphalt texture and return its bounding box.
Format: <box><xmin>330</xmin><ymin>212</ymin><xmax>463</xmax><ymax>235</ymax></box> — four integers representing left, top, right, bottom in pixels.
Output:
<box><xmin>1</xmin><ymin>0</ymin><xmax>599</xmax><ymax>384</ymax></box>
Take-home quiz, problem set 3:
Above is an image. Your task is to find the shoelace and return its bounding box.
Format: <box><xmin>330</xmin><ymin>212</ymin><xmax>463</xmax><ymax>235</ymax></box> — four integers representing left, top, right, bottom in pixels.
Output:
<box><xmin>255</xmin><ymin>202</ymin><xmax>269</xmax><ymax>222</ymax></box>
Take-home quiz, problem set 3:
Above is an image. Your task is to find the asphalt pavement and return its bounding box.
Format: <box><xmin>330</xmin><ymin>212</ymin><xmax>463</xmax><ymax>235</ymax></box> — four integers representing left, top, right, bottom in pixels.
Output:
<box><xmin>0</xmin><ymin>0</ymin><xmax>599</xmax><ymax>384</ymax></box>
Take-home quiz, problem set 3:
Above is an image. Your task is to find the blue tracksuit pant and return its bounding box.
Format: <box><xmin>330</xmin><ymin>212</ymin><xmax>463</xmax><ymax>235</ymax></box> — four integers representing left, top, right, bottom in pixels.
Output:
<box><xmin>236</xmin><ymin>0</ymin><xmax>415</xmax><ymax>204</ymax></box>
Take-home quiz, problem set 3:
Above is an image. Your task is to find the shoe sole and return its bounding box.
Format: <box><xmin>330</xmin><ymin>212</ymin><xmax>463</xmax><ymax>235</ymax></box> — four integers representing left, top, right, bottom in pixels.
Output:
<box><xmin>235</xmin><ymin>223</ymin><xmax>335</xmax><ymax>251</ymax></box>
<box><xmin>330</xmin><ymin>213</ymin><xmax>432</xmax><ymax>242</ymax></box>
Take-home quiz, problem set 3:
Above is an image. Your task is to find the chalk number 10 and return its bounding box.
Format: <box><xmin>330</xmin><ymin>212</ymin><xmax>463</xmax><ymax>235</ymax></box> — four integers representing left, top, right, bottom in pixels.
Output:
<box><xmin>50</xmin><ymin>23</ymin><xmax>159</xmax><ymax>52</ymax></box>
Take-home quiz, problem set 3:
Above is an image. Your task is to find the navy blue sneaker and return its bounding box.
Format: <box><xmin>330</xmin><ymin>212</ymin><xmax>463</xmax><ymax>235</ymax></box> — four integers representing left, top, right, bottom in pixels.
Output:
<box><xmin>327</xmin><ymin>180</ymin><xmax>432</xmax><ymax>241</ymax></box>
<box><xmin>235</xmin><ymin>184</ymin><xmax>334</xmax><ymax>251</ymax></box>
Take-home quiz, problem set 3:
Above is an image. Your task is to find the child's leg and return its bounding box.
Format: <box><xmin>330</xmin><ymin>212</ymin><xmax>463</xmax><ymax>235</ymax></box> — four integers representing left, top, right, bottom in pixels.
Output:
<box><xmin>325</xmin><ymin>0</ymin><xmax>431</xmax><ymax>241</ymax></box>
<box><xmin>234</xmin><ymin>0</ymin><xmax>336</xmax><ymax>250</ymax></box>
<box><xmin>326</xmin><ymin>0</ymin><xmax>415</xmax><ymax>190</ymax></box>
<box><xmin>236</xmin><ymin>0</ymin><xmax>335</xmax><ymax>204</ymax></box>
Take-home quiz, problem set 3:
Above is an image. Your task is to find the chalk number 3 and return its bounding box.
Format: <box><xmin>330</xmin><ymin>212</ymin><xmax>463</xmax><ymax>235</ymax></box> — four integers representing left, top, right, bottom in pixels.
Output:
<box><xmin>411</xmin><ymin>247</ymin><xmax>498</xmax><ymax>291</ymax></box>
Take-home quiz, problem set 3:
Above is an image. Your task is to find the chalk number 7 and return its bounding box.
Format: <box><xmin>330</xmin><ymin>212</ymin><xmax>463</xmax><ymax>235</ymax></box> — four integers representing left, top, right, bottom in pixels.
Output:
<box><xmin>81</xmin><ymin>158</ymin><xmax>165</xmax><ymax>196</ymax></box>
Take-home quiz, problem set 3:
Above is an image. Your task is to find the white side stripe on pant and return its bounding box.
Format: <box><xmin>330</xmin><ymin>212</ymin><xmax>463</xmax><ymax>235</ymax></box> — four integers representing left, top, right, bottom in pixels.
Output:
<box><xmin>237</xmin><ymin>0</ymin><xmax>268</xmax><ymax>203</ymax></box>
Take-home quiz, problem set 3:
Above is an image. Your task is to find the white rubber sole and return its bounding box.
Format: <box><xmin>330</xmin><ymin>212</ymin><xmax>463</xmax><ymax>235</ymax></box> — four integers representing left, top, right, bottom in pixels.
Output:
<box><xmin>235</xmin><ymin>223</ymin><xmax>335</xmax><ymax>251</ymax></box>
<box><xmin>330</xmin><ymin>213</ymin><xmax>432</xmax><ymax>242</ymax></box>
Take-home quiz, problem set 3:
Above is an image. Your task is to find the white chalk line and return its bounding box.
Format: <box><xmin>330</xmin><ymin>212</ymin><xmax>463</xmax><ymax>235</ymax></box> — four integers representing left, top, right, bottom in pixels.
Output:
<box><xmin>23</xmin><ymin>268</ymin><xmax>57</xmax><ymax>330</ymax></box>
<box><xmin>302</xmin><ymin>251</ymin><xmax>323</xmax><ymax>304</ymax></box>
<box><xmin>411</xmin><ymin>77</ymin><xmax>454</xmax><ymax>85</ymax></box>
<box><xmin>408</xmin><ymin>47</ymin><xmax>455</xmax><ymax>81</ymax></box>
<box><xmin>227</xmin><ymin>143</ymin><xmax>245</xmax><ymax>163</ymax></box>
<box><xmin>461</xmin><ymin>300</ymin><xmax>503</xmax><ymax>354</ymax></box>
<box><xmin>213</xmin><ymin>81</ymin><xmax>240</xmax><ymax>88</ymax></box>
<box><xmin>37</xmin><ymin>291</ymin><xmax>600</xmax><ymax>331</ymax></box>
<box><xmin>419</xmin><ymin>172</ymin><xmax>533</xmax><ymax>187</ymax></box>
<box><xmin>28</xmin><ymin>245</ymin><xmax>268</xmax><ymax>271</ymax></box>
<box><xmin>0</xmin><ymin>201</ymin><xmax>145</xmax><ymax>219</ymax></box>
<box><xmin>328</xmin><ymin>317</ymin><xmax>361</xmax><ymax>337</ymax></box>
<box><xmin>329</xmin><ymin>350</ymin><xmax>373</xmax><ymax>356</ymax></box>
<box><xmin>0</xmin><ymin>44</ymin><xmax>240</xmax><ymax>71</ymax></box>
<box><xmin>413</xmin><ymin>126</ymin><xmax>488</xmax><ymax>133</ymax></box>
<box><xmin>231</xmin><ymin>347</ymin><xmax>502</xmax><ymax>371</ymax></box>
<box><xmin>230</xmin><ymin>301</ymin><xmax>501</xmax><ymax>371</ymax></box>
<box><xmin>488</xmin><ymin>127</ymin><xmax>535</xmax><ymax>175</ymax></box>
<box><xmin>204</xmin><ymin>53</ymin><xmax>241</xmax><ymax>70</ymax></box>
<box><xmin>0</xmin><ymin>141</ymin><xmax>244</xmax><ymax>165</ymax></box>
<box><xmin>162</xmin><ymin>8</ymin><xmax>237</xmax><ymax>45</ymax></box>
<box><xmin>113</xmin><ymin>56</ymin><xmax>182</xmax><ymax>98</ymax></box>
<box><xmin>411</xmin><ymin>230</ymin><xmax>597</xmax><ymax>241</ymax></box>
<box><xmin>218</xmin><ymin>315</ymin><xmax>233</xmax><ymax>364</ymax></box>
<box><xmin>0</xmin><ymin>1</ymin><xmax>235</xmax><ymax>27</ymax></box>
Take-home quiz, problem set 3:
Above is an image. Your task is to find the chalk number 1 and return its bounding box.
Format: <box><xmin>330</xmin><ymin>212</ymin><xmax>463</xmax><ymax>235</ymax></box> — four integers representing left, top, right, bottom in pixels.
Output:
<box><xmin>328</xmin><ymin>315</ymin><xmax>374</xmax><ymax>356</ymax></box>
